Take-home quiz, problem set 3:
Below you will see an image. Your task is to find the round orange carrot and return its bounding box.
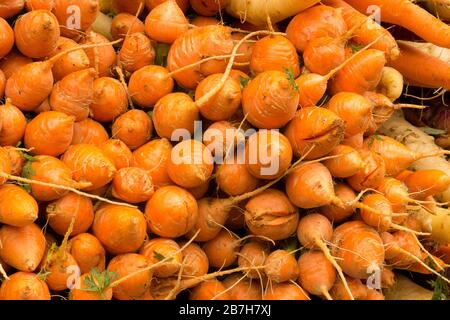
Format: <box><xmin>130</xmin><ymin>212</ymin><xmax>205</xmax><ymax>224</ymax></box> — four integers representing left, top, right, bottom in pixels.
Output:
<box><xmin>190</xmin><ymin>279</ymin><xmax>231</xmax><ymax>300</ymax></box>
<box><xmin>82</xmin><ymin>31</ymin><xmax>117</xmax><ymax>77</ymax></box>
<box><xmin>71</xmin><ymin>118</ymin><xmax>109</xmax><ymax>146</ymax></box>
<box><xmin>53</xmin><ymin>0</ymin><xmax>99</xmax><ymax>38</ymax></box>
<box><xmin>93</xmin><ymin>204</ymin><xmax>147</xmax><ymax>254</ymax></box>
<box><xmin>245</xmin><ymin>189</ymin><xmax>299</xmax><ymax>241</ymax></box>
<box><xmin>14</xmin><ymin>10</ymin><xmax>60</xmax><ymax>58</ymax></box>
<box><xmin>298</xmin><ymin>251</ymin><xmax>336</xmax><ymax>298</ymax></box>
<box><xmin>237</xmin><ymin>240</ymin><xmax>269</xmax><ymax>279</ymax></box>
<box><xmin>0</xmin><ymin>272</ymin><xmax>50</xmax><ymax>300</ymax></box>
<box><xmin>111</xmin><ymin>12</ymin><xmax>145</xmax><ymax>40</ymax></box>
<box><xmin>24</xmin><ymin>111</ymin><xmax>75</xmax><ymax>156</ymax></box>
<box><xmin>146</xmin><ymin>0</ymin><xmax>189</xmax><ymax>12</ymax></box>
<box><xmin>0</xmin><ymin>17</ymin><xmax>14</xmax><ymax>59</ymax></box>
<box><xmin>323</xmin><ymin>145</ymin><xmax>365</xmax><ymax>178</ymax></box>
<box><xmin>265</xmin><ymin>249</ymin><xmax>299</xmax><ymax>283</ymax></box>
<box><xmin>61</xmin><ymin>144</ymin><xmax>117</xmax><ymax>191</ymax></box>
<box><xmin>190</xmin><ymin>0</ymin><xmax>227</xmax><ymax>16</ymax></box>
<box><xmin>3</xmin><ymin>146</ymin><xmax>25</xmax><ymax>175</ymax></box>
<box><xmin>67</xmin><ymin>233</ymin><xmax>106</xmax><ymax>274</ymax></box>
<box><xmin>167</xmin><ymin>139</ymin><xmax>214</xmax><ymax>189</ymax></box>
<box><xmin>112</xmin><ymin>167</ymin><xmax>154</xmax><ymax>203</ymax></box>
<box><xmin>118</xmin><ymin>32</ymin><xmax>155</xmax><ymax>73</ymax></box>
<box><xmin>112</xmin><ymin>109</ymin><xmax>153</xmax><ymax>150</ymax></box>
<box><xmin>202</xmin><ymin>229</ymin><xmax>238</xmax><ymax>268</ymax></box>
<box><xmin>320</xmin><ymin>183</ymin><xmax>356</xmax><ymax>223</ymax></box>
<box><xmin>132</xmin><ymin>138</ymin><xmax>173</xmax><ymax>187</ymax></box>
<box><xmin>263</xmin><ymin>283</ymin><xmax>309</xmax><ymax>300</ymax></box>
<box><xmin>140</xmin><ymin>238</ymin><xmax>182</xmax><ymax>277</ymax></box>
<box><xmin>0</xmin><ymin>223</ymin><xmax>45</xmax><ymax>272</ymax></box>
<box><xmin>216</xmin><ymin>161</ymin><xmax>259</xmax><ymax>196</ymax></box>
<box><xmin>49</xmin><ymin>37</ymin><xmax>91</xmax><ymax>81</ymax></box>
<box><xmin>47</xmin><ymin>193</ymin><xmax>94</xmax><ymax>236</ymax></box>
<box><xmin>0</xmin><ymin>147</ymin><xmax>12</xmax><ymax>185</ymax></box>
<box><xmin>70</xmin><ymin>272</ymin><xmax>113</xmax><ymax>300</ymax></box>
<box><xmin>25</xmin><ymin>0</ymin><xmax>54</xmax><ymax>11</ymax></box>
<box><xmin>347</xmin><ymin>149</ymin><xmax>386</xmax><ymax>191</ymax></box>
<box><xmin>0</xmin><ymin>99</ymin><xmax>27</xmax><ymax>147</ymax></box>
<box><xmin>90</xmin><ymin>77</ymin><xmax>128</xmax><ymax>122</ymax></box>
<box><xmin>0</xmin><ymin>184</ymin><xmax>38</xmax><ymax>227</ymax></box>
<box><xmin>222</xmin><ymin>274</ymin><xmax>262</xmax><ymax>300</ymax></box>
<box><xmin>0</xmin><ymin>50</ymin><xmax>32</xmax><ymax>80</ymax></box>
<box><xmin>100</xmin><ymin>139</ymin><xmax>132</xmax><ymax>170</ymax></box>
<box><xmin>112</xmin><ymin>0</ymin><xmax>144</xmax><ymax>14</ymax></box>
<box><xmin>242</xmin><ymin>70</ymin><xmax>299</xmax><ymax>129</ymax></box>
<box><xmin>179</xmin><ymin>241</ymin><xmax>209</xmax><ymax>278</ymax></box>
<box><xmin>0</xmin><ymin>0</ymin><xmax>25</xmax><ymax>18</ymax></box>
<box><xmin>144</xmin><ymin>0</ymin><xmax>189</xmax><ymax>44</ymax></box>
<box><xmin>145</xmin><ymin>185</ymin><xmax>198</xmax><ymax>238</ymax></box>
<box><xmin>284</xmin><ymin>106</ymin><xmax>345</xmax><ymax>160</ymax></box>
<box><xmin>152</xmin><ymin>92</ymin><xmax>199</xmax><ymax>139</ymax></box>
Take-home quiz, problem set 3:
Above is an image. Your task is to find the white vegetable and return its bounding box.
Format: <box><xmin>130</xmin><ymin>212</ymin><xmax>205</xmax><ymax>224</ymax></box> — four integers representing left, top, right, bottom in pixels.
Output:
<box><xmin>398</xmin><ymin>40</ymin><xmax>450</xmax><ymax>63</ymax></box>
<box><xmin>91</xmin><ymin>11</ymin><xmax>113</xmax><ymax>41</ymax></box>
<box><xmin>226</xmin><ymin>0</ymin><xmax>320</xmax><ymax>26</ymax></box>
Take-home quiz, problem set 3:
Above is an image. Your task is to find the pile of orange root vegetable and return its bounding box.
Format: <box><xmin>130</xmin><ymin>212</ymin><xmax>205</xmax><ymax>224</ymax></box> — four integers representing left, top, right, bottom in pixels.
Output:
<box><xmin>0</xmin><ymin>0</ymin><xmax>450</xmax><ymax>301</ymax></box>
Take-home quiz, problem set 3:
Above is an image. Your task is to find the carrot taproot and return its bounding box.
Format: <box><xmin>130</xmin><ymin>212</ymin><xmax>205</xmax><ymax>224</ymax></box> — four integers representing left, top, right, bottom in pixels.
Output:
<box><xmin>100</xmin><ymin>139</ymin><xmax>132</xmax><ymax>170</ymax></box>
<box><xmin>24</xmin><ymin>111</ymin><xmax>74</xmax><ymax>156</ymax></box>
<box><xmin>0</xmin><ymin>17</ymin><xmax>14</xmax><ymax>59</ymax></box>
<box><xmin>405</xmin><ymin>169</ymin><xmax>450</xmax><ymax>200</ymax></box>
<box><xmin>118</xmin><ymin>32</ymin><xmax>155</xmax><ymax>73</ymax></box>
<box><xmin>242</xmin><ymin>70</ymin><xmax>299</xmax><ymax>129</ymax></box>
<box><xmin>245</xmin><ymin>189</ymin><xmax>299</xmax><ymax>241</ymax></box>
<box><xmin>286</xmin><ymin>5</ymin><xmax>347</xmax><ymax>52</ymax></box>
<box><xmin>330</xmin><ymin>49</ymin><xmax>386</xmax><ymax>95</ymax></box>
<box><xmin>222</xmin><ymin>274</ymin><xmax>263</xmax><ymax>300</ymax></box>
<box><xmin>112</xmin><ymin>167</ymin><xmax>154</xmax><ymax>203</ymax></box>
<box><xmin>331</xmin><ymin>221</ymin><xmax>385</xmax><ymax>279</ymax></box>
<box><xmin>203</xmin><ymin>120</ymin><xmax>245</xmax><ymax>157</ymax></box>
<box><xmin>70</xmin><ymin>272</ymin><xmax>113</xmax><ymax>300</ymax></box>
<box><xmin>145</xmin><ymin>0</ymin><xmax>189</xmax><ymax>44</ymax></box>
<box><xmin>346</xmin><ymin>0</ymin><xmax>450</xmax><ymax>49</ymax></box>
<box><xmin>330</xmin><ymin>276</ymin><xmax>367</xmax><ymax>300</ymax></box>
<box><xmin>388</xmin><ymin>41</ymin><xmax>450</xmax><ymax>90</ymax></box>
<box><xmin>216</xmin><ymin>161</ymin><xmax>259</xmax><ymax>196</ymax></box>
<box><xmin>203</xmin><ymin>229</ymin><xmax>239</xmax><ymax>269</ymax></box>
<box><xmin>43</xmin><ymin>247</ymin><xmax>79</xmax><ymax>292</ymax></box>
<box><xmin>189</xmin><ymin>279</ymin><xmax>231</xmax><ymax>300</ymax></box>
<box><xmin>90</xmin><ymin>77</ymin><xmax>128</xmax><ymax>122</ymax></box>
<box><xmin>347</xmin><ymin>149</ymin><xmax>386</xmax><ymax>191</ymax></box>
<box><xmin>237</xmin><ymin>241</ymin><xmax>269</xmax><ymax>279</ymax></box>
<box><xmin>53</xmin><ymin>0</ymin><xmax>99</xmax><ymax>38</ymax></box>
<box><xmin>49</xmin><ymin>37</ymin><xmax>91</xmax><ymax>81</ymax></box>
<box><xmin>132</xmin><ymin>138</ymin><xmax>173</xmax><ymax>187</ymax></box>
<box><xmin>3</xmin><ymin>146</ymin><xmax>25</xmax><ymax>175</ymax></box>
<box><xmin>167</xmin><ymin>139</ymin><xmax>214</xmax><ymax>189</ymax></box>
<box><xmin>152</xmin><ymin>92</ymin><xmax>199</xmax><ymax>139</ymax></box>
<box><xmin>146</xmin><ymin>0</ymin><xmax>189</xmax><ymax>12</ymax></box>
<box><xmin>323</xmin><ymin>145</ymin><xmax>364</xmax><ymax>178</ymax></box>
<box><xmin>0</xmin><ymin>272</ymin><xmax>50</xmax><ymax>300</ymax></box>
<box><xmin>72</xmin><ymin>118</ymin><xmax>109</xmax><ymax>146</ymax></box>
<box><xmin>190</xmin><ymin>0</ymin><xmax>227</xmax><ymax>16</ymax></box>
<box><xmin>0</xmin><ymin>99</ymin><xmax>27</xmax><ymax>147</ymax></box>
<box><xmin>140</xmin><ymin>238</ymin><xmax>182</xmax><ymax>278</ymax></box>
<box><xmin>0</xmin><ymin>223</ymin><xmax>45</xmax><ymax>272</ymax></box>
<box><xmin>25</xmin><ymin>0</ymin><xmax>54</xmax><ymax>11</ymax></box>
<box><xmin>263</xmin><ymin>283</ymin><xmax>309</xmax><ymax>300</ymax></box>
<box><xmin>297</xmin><ymin>251</ymin><xmax>336</xmax><ymax>299</ymax></box>
<box><xmin>47</xmin><ymin>193</ymin><xmax>94</xmax><ymax>236</ymax></box>
<box><xmin>0</xmin><ymin>50</ymin><xmax>33</xmax><ymax>80</ymax></box>
<box><xmin>111</xmin><ymin>13</ymin><xmax>145</xmax><ymax>40</ymax></box>
<box><xmin>246</xmin><ymin>130</ymin><xmax>293</xmax><ymax>180</ymax></box>
<box><xmin>111</xmin><ymin>0</ymin><xmax>145</xmax><ymax>14</ymax></box>
<box><xmin>93</xmin><ymin>204</ymin><xmax>147</xmax><ymax>254</ymax></box>
<box><xmin>67</xmin><ymin>233</ymin><xmax>106</xmax><ymax>274</ymax></box>
<box><xmin>167</xmin><ymin>25</ymin><xmax>234</xmax><ymax>89</ymax></box>
<box><xmin>14</xmin><ymin>10</ymin><xmax>60</xmax><ymax>58</ymax></box>
<box><xmin>250</xmin><ymin>35</ymin><xmax>300</xmax><ymax>77</ymax></box>
<box><xmin>284</xmin><ymin>107</ymin><xmax>344</xmax><ymax>160</ymax></box>
<box><xmin>145</xmin><ymin>185</ymin><xmax>198</xmax><ymax>238</ymax></box>
<box><xmin>327</xmin><ymin>92</ymin><xmax>373</xmax><ymax>137</ymax></box>
<box><xmin>107</xmin><ymin>253</ymin><xmax>152</xmax><ymax>300</ymax></box>
<box><xmin>112</xmin><ymin>109</ymin><xmax>153</xmax><ymax>150</ymax></box>
<box><xmin>0</xmin><ymin>184</ymin><xmax>37</xmax><ymax>227</ymax></box>
<box><xmin>82</xmin><ymin>31</ymin><xmax>117</xmax><ymax>77</ymax></box>
<box><xmin>61</xmin><ymin>144</ymin><xmax>117</xmax><ymax>191</ymax></box>
<box><xmin>0</xmin><ymin>0</ymin><xmax>25</xmax><ymax>18</ymax></box>
<box><xmin>0</xmin><ymin>69</ymin><xmax>5</xmax><ymax>98</ymax></box>
<box><xmin>264</xmin><ymin>250</ymin><xmax>299</xmax><ymax>283</ymax></box>
<box><xmin>179</xmin><ymin>242</ymin><xmax>209</xmax><ymax>278</ymax></box>
<box><xmin>320</xmin><ymin>183</ymin><xmax>356</xmax><ymax>223</ymax></box>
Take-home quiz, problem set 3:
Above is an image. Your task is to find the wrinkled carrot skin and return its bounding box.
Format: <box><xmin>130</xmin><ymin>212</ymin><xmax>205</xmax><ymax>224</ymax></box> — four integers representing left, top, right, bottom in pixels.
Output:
<box><xmin>70</xmin><ymin>273</ymin><xmax>113</xmax><ymax>300</ymax></box>
<box><xmin>72</xmin><ymin>118</ymin><xmax>109</xmax><ymax>146</ymax></box>
<box><xmin>405</xmin><ymin>170</ymin><xmax>450</xmax><ymax>200</ymax></box>
<box><xmin>0</xmin><ymin>0</ymin><xmax>25</xmax><ymax>18</ymax></box>
<box><xmin>146</xmin><ymin>0</ymin><xmax>189</xmax><ymax>13</ymax></box>
<box><xmin>111</xmin><ymin>109</ymin><xmax>153</xmax><ymax>150</ymax></box>
<box><xmin>111</xmin><ymin>0</ymin><xmax>144</xmax><ymax>14</ymax></box>
<box><xmin>0</xmin><ymin>49</ymin><xmax>32</xmax><ymax>79</ymax></box>
<box><xmin>90</xmin><ymin>77</ymin><xmax>128</xmax><ymax>123</ymax></box>
<box><xmin>118</xmin><ymin>32</ymin><xmax>155</xmax><ymax>73</ymax></box>
<box><xmin>346</xmin><ymin>0</ymin><xmax>450</xmax><ymax>49</ymax></box>
<box><xmin>111</xmin><ymin>13</ymin><xmax>145</xmax><ymax>40</ymax></box>
<box><xmin>0</xmin><ymin>272</ymin><xmax>51</xmax><ymax>300</ymax></box>
<box><xmin>323</xmin><ymin>0</ymin><xmax>399</xmax><ymax>60</ymax></box>
<box><xmin>68</xmin><ymin>233</ymin><xmax>106</xmax><ymax>274</ymax></box>
<box><xmin>100</xmin><ymin>139</ymin><xmax>132</xmax><ymax>170</ymax></box>
<box><xmin>298</xmin><ymin>251</ymin><xmax>336</xmax><ymax>296</ymax></box>
<box><xmin>0</xmin><ymin>18</ymin><xmax>14</xmax><ymax>59</ymax></box>
<box><xmin>203</xmin><ymin>229</ymin><xmax>238</xmax><ymax>268</ymax></box>
<box><xmin>53</xmin><ymin>0</ymin><xmax>99</xmax><ymax>38</ymax></box>
<box><xmin>82</xmin><ymin>31</ymin><xmax>117</xmax><ymax>77</ymax></box>
<box><xmin>263</xmin><ymin>283</ymin><xmax>309</xmax><ymax>300</ymax></box>
<box><xmin>112</xmin><ymin>167</ymin><xmax>154</xmax><ymax>203</ymax></box>
<box><xmin>388</xmin><ymin>42</ymin><xmax>450</xmax><ymax>90</ymax></box>
<box><xmin>0</xmin><ymin>100</ymin><xmax>27</xmax><ymax>147</ymax></box>
<box><xmin>0</xmin><ymin>184</ymin><xmax>38</xmax><ymax>227</ymax></box>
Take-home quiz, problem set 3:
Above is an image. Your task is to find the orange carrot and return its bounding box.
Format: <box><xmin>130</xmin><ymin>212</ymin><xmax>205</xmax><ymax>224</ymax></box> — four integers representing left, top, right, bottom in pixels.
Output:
<box><xmin>90</xmin><ymin>77</ymin><xmax>128</xmax><ymax>122</ymax></box>
<box><xmin>145</xmin><ymin>0</ymin><xmax>189</xmax><ymax>12</ymax></box>
<box><xmin>250</xmin><ymin>35</ymin><xmax>300</xmax><ymax>77</ymax></box>
<box><xmin>70</xmin><ymin>272</ymin><xmax>113</xmax><ymax>300</ymax></box>
<box><xmin>0</xmin><ymin>0</ymin><xmax>25</xmax><ymax>18</ymax></box>
<box><xmin>0</xmin><ymin>184</ymin><xmax>37</xmax><ymax>227</ymax></box>
<box><xmin>3</xmin><ymin>146</ymin><xmax>25</xmax><ymax>175</ymax></box>
<box><xmin>347</xmin><ymin>149</ymin><xmax>386</xmax><ymax>191</ymax></box>
<box><xmin>112</xmin><ymin>0</ymin><xmax>145</xmax><ymax>14</ymax></box>
<box><xmin>72</xmin><ymin>118</ymin><xmax>109</xmax><ymax>146</ymax></box>
<box><xmin>405</xmin><ymin>170</ymin><xmax>450</xmax><ymax>200</ymax></box>
<box><xmin>263</xmin><ymin>283</ymin><xmax>309</xmax><ymax>300</ymax></box>
<box><xmin>190</xmin><ymin>0</ymin><xmax>227</xmax><ymax>16</ymax></box>
<box><xmin>112</xmin><ymin>109</ymin><xmax>153</xmax><ymax>150</ymax></box>
<box><xmin>265</xmin><ymin>250</ymin><xmax>299</xmax><ymax>283</ymax></box>
<box><xmin>25</xmin><ymin>0</ymin><xmax>54</xmax><ymax>11</ymax></box>
<box><xmin>222</xmin><ymin>274</ymin><xmax>262</xmax><ymax>300</ymax></box>
<box><xmin>93</xmin><ymin>204</ymin><xmax>147</xmax><ymax>254</ymax></box>
<box><xmin>53</xmin><ymin>0</ymin><xmax>99</xmax><ymax>38</ymax></box>
<box><xmin>242</xmin><ymin>70</ymin><xmax>299</xmax><ymax>129</ymax></box>
<box><xmin>61</xmin><ymin>144</ymin><xmax>117</xmax><ymax>191</ymax></box>
<box><xmin>0</xmin><ymin>50</ymin><xmax>32</xmax><ymax>80</ymax></box>
<box><xmin>49</xmin><ymin>37</ymin><xmax>91</xmax><ymax>81</ymax></box>
<box><xmin>112</xmin><ymin>167</ymin><xmax>154</xmax><ymax>203</ymax></box>
<box><xmin>144</xmin><ymin>0</ymin><xmax>189</xmax><ymax>44</ymax></box>
<box><xmin>0</xmin><ymin>17</ymin><xmax>14</xmax><ymax>59</ymax></box>
<box><xmin>67</xmin><ymin>233</ymin><xmax>106</xmax><ymax>274</ymax></box>
<box><xmin>152</xmin><ymin>92</ymin><xmax>199</xmax><ymax>139</ymax></box>
<box><xmin>323</xmin><ymin>145</ymin><xmax>364</xmax><ymax>178</ymax></box>
<box><xmin>118</xmin><ymin>32</ymin><xmax>155</xmax><ymax>73</ymax></box>
<box><xmin>179</xmin><ymin>242</ymin><xmax>209</xmax><ymax>278</ymax></box>
<box><xmin>0</xmin><ymin>99</ymin><xmax>27</xmax><ymax>147</ymax></box>
<box><xmin>284</xmin><ymin>106</ymin><xmax>345</xmax><ymax>160</ymax></box>
<box><xmin>111</xmin><ymin>13</ymin><xmax>145</xmax><ymax>40</ymax></box>
<box><xmin>128</xmin><ymin>65</ymin><xmax>174</xmax><ymax>108</ymax></box>
<box><xmin>237</xmin><ymin>241</ymin><xmax>269</xmax><ymax>279</ymax></box>
<box><xmin>320</xmin><ymin>183</ymin><xmax>356</xmax><ymax>223</ymax></box>
<box><xmin>100</xmin><ymin>139</ymin><xmax>133</xmax><ymax>170</ymax></box>
<box><xmin>0</xmin><ymin>223</ymin><xmax>45</xmax><ymax>272</ymax></box>
<box><xmin>14</xmin><ymin>10</ymin><xmax>60</xmax><ymax>58</ymax></box>
<box><xmin>145</xmin><ymin>185</ymin><xmax>198</xmax><ymax>238</ymax></box>
<box><xmin>202</xmin><ymin>229</ymin><xmax>239</xmax><ymax>268</ymax></box>
<box><xmin>47</xmin><ymin>193</ymin><xmax>94</xmax><ymax>236</ymax></box>
<box><xmin>0</xmin><ymin>272</ymin><xmax>50</xmax><ymax>300</ymax></box>
<box><xmin>82</xmin><ymin>31</ymin><xmax>117</xmax><ymax>77</ymax></box>
<box><xmin>216</xmin><ymin>161</ymin><xmax>259</xmax><ymax>196</ymax></box>
<box><xmin>190</xmin><ymin>279</ymin><xmax>231</xmax><ymax>300</ymax></box>
<box><xmin>140</xmin><ymin>238</ymin><xmax>182</xmax><ymax>277</ymax></box>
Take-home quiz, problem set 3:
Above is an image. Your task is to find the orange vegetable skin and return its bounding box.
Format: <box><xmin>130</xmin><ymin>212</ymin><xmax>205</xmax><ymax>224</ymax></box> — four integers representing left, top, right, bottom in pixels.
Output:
<box><xmin>112</xmin><ymin>167</ymin><xmax>155</xmax><ymax>203</ymax></box>
<box><xmin>72</xmin><ymin>118</ymin><xmax>109</xmax><ymax>146</ymax></box>
<box><xmin>0</xmin><ymin>99</ymin><xmax>27</xmax><ymax>147</ymax></box>
<box><xmin>68</xmin><ymin>233</ymin><xmax>106</xmax><ymax>274</ymax></box>
<box><xmin>0</xmin><ymin>272</ymin><xmax>50</xmax><ymax>300</ymax></box>
<box><xmin>93</xmin><ymin>204</ymin><xmax>147</xmax><ymax>254</ymax></box>
<box><xmin>0</xmin><ymin>18</ymin><xmax>14</xmax><ymax>59</ymax></box>
<box><xmin>100</xmin><ymin>139</ymin><xmax>132</xmax><ymax>170</ymax></box>
<box><xmin>112</xmin><ymin>110</ymin><xmax>153</xmax><ymax>150</ymax></box>
<box><xmin>118</xmin><ymin>32</ymin><xmax>155</xmax><ymax>73</ymax></box>
<box><xmin>111</xmin><ymin>13</ymin><xmax>145</xmax><ymax>40</ymax></box>
<box><xmin>49</xmin><ymin>37</ymin><xmax>91</xmax><ymax>81</ymax></box>
<box><xmin>53</xmin><ymin>0</ymin><xmax>99</xmax><ymax>38</ymax></box>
